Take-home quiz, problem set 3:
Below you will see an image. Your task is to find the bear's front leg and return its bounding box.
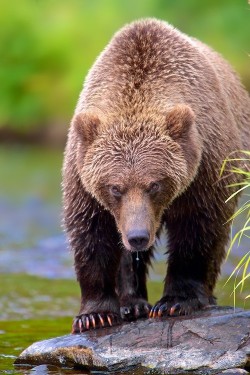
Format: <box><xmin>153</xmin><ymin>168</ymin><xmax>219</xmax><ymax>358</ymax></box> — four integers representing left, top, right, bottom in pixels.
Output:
<box><xmin>150</xmin><ymin>203</ymin><xmax>228</xmax><ymax>318</ymax></box>
<box><xmin>72</xmin><ymin>252</ymin><xmax>122</xmax><ymax>333</ymax></box>
<box><xmin>63</xmin><ymin>186</ymin><xmax>123</xmax><ymax>333</ymax></box>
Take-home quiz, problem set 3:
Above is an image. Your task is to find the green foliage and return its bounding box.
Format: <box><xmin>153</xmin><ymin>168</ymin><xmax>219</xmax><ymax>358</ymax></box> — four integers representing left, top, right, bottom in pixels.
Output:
<box><xmin>221</xmin><ymin>151</ymin><xmax>250</xmax><ymax>305</ymax></box>
<box><xmin>0</xmin><ymin>0</ymin><xmax>249</xmax><ymax>134</ymax></box>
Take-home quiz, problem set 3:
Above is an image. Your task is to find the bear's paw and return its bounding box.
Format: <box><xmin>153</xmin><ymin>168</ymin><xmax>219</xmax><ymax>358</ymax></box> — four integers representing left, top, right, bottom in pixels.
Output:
<box><xmin>72</xmin><ymin>312</ymin><xmax>121</xmax><ymax>334</ymax></box>
<box><xmin>120</xmin><ymin>297</ymin><xmax>152</xmax><ymax>321</ymax></box>
<box><xmin>149</xmin><ymin>281</ymin><xmax>216</xmax><ymax>318</ymax></box>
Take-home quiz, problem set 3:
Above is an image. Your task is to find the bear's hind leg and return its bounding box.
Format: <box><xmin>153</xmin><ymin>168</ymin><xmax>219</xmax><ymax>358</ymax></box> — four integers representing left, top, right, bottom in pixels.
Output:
<box><xmin>117</xmin><ymin>249</ymin><xmax>153</xmax><ymax>321</ymax></box>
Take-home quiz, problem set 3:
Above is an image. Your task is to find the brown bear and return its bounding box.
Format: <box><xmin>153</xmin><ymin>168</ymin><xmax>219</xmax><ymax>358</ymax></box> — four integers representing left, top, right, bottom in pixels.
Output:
<box><xmin>62</xmin><ymin>18</ymin><xmax>250</xmax><ymax>333</ymax></box>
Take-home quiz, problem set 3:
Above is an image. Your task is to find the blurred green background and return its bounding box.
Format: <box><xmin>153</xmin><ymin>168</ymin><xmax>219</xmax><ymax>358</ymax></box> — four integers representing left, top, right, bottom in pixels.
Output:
<box><xmin>0</xmin><ymin>0</ymin><xmax>249</xmax><ymax>145</ymax></box>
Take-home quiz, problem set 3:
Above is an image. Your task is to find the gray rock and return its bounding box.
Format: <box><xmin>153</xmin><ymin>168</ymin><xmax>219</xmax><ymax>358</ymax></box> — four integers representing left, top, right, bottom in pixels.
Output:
<box><xmin>217</xmin><ymin>369</ymin><xmax>249</xmax><ymax>374</ymax></box>
<box><xmin>15</xmin><ymin>306</ymin><xmax>250</xmax><ymax>374</ymax></box>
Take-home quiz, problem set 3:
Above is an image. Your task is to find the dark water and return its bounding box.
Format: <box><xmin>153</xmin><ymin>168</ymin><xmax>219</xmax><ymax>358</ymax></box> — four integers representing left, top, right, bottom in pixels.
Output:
<box><xmin>0</xmin><ymin>145</ymin><xmax>249</xmax><ymax>375</ymax></box>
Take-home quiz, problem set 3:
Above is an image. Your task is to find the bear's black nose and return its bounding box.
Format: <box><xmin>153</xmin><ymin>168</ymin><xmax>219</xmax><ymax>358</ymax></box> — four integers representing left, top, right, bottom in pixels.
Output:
<box><xmin>127</xmin><ymin>230</ymin><xmax>150</xmax><ymax>250</ymax></box>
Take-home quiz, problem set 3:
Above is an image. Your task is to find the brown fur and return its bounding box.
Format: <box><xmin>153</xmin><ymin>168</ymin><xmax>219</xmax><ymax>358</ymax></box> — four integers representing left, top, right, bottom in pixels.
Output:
<box><xmin>63</xmin><ymin>19</ymin><xmax>250</xmax><ymax>332</ymax></box>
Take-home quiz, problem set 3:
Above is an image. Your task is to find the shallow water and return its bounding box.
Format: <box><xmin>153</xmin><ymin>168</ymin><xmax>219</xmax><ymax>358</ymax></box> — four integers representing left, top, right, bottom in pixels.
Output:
<box><xmin>0</xmin><ymin>145</ymin><xmax>249</xmax><ymax>374</ymax></box>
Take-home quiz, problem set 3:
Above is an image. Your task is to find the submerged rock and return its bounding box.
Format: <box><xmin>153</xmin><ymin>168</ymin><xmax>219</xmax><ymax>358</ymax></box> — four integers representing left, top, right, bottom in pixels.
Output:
<box><xmin>15</xmin><ymin>306</ymin><xmax>250</xmax><ymax>374</ymax></box>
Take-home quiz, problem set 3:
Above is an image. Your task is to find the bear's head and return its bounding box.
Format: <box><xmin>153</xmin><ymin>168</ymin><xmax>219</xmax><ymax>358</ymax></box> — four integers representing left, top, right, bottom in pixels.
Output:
<box><xmin>73</xmin><ymin>105</ymin><xmax>202</xmax><ymax>252</ymax></box>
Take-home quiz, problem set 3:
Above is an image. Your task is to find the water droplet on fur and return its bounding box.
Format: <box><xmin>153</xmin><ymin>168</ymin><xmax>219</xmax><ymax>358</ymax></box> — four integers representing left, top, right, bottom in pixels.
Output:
<box><xmin>136</xmin><ymin>252</ymin><xmax>139</xmax><ymax>261</ymax></box>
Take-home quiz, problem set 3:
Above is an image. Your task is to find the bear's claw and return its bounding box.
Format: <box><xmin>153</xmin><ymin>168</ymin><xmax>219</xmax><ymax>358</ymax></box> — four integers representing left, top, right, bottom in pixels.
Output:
<box><xmin>149</xmin><ymin>295</ymin><xmax>210</xmax><ymax>318</ymax></box>
<box><xmin>149</xmin><ymin>302</ymin><xmax>182</xmax><ymax>318</ymax></box>
<box><xmin>72</xmin><ymin>312</ymin><xmax>121</xmax><ymax>333</ymax></box>
<box><xmin>120</xmin><ymin>299</ymin><xmax>151</xmax><ymax>321</ymax></box>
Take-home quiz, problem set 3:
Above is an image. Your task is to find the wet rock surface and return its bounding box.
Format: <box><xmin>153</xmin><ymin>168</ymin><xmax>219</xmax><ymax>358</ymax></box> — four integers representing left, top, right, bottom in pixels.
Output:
<box><xmin>15</xmin><ymin>306</ymin><xmax>250</xmax><ymax>375</ymax></box>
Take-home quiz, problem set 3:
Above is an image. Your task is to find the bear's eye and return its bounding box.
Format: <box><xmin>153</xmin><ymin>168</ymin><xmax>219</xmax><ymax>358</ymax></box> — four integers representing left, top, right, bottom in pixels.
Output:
<box><xmin>110</xmin><ymin>185</ymin><xmax>122</xmax><ymax>198</ymax></box>
<box><xmin>148</xmin><ymin>182</ymin><xmax>160</xmax><ymax>195</ymax></box>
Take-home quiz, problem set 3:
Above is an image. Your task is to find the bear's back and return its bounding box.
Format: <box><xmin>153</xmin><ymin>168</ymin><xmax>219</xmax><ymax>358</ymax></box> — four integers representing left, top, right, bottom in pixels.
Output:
<box><xmin>76</xmin><ymin>19</ymin><xmax>250</xmax><ymax>149</ymax></box>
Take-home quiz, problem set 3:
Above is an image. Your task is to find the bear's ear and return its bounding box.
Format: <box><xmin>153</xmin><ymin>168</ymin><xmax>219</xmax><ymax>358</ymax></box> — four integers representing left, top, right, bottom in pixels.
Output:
<box><xmin>72</xmin><ymin>112</ymin><xmax>100</xmax><ymax>146</ymax></box>
<box><xmin>166</xmin><ymin>104</ymin><xmax>195</xmax><ymax>141</ymax></box>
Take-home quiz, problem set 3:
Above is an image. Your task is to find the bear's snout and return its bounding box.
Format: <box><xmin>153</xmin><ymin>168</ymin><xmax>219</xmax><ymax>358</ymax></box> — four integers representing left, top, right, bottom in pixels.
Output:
<box><xmin>117</xmin><ymin>188</ymin><xmax>156</xmax><ymax>252</ymax></box>
<box><xmin>127</xmin><ymin>229</ymin><xmax>150</xmax><ymax>251</ymax></box>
